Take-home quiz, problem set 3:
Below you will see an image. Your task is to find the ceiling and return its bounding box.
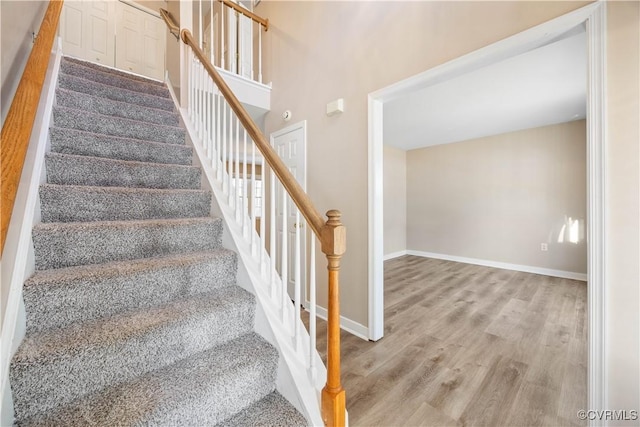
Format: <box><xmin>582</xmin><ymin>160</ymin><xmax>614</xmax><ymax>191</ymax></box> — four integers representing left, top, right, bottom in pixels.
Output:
<box><xmin>383</xmin><ymin>30</ymin><xmax>587</xmax><ymax>151</ymax></box>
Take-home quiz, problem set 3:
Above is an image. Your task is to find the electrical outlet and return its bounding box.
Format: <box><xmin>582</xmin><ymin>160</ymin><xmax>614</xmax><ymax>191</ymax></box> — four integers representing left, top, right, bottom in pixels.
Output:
<box><xmin>541</xmin><ymin>243</ymin><xmax>548</xmax><ymax>251</ymax></box>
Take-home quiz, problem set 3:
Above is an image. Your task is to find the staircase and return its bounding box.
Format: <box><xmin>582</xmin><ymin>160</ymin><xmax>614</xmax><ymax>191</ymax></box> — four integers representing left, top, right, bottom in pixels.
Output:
<box><xmin>8</xmin><ymin>56</ymin><xmax>306</xmax><ymax>426</ymax></box>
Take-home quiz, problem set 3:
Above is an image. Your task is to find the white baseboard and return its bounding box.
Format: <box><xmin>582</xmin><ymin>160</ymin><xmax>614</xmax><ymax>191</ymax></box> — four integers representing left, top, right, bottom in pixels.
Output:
<box><xmin>304</xmin><ymin>303</ymin><xmax>369</xmax><ymax>341</ymax></box>
<box><xmin>383</xmin><ymin>250</ymin><xmax>407</xmax><ymax>261</ymax></box>
<box><xmin>406</xmin><ymin>250</ymin><xmax>588</xmax><ymax>282</ymax></box>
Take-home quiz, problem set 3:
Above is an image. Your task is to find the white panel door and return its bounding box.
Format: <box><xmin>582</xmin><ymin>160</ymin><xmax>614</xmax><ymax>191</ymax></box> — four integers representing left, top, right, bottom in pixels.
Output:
<box><xmin>60</xmin><ymin>0</ymin><xmax>115</xmax><ymax>66</ymax></box>
<box><xmin>115</xmin><ymin>2</ymin><xmax>165</xmax><ymax>81</ymax></box>
<box><xmin>84</xmin><ymin>1</ymin><xmax>115</xmax><ymax>66</ymax></box>
<box><xmin>60</xmin><ymin>1</ymin><xmax>85</xmax><ymax>58</ymax></box>
<box><xmin>271</xmin><ymin>122</ymin><xmax>307</xmax><ymax>300</ymax></box>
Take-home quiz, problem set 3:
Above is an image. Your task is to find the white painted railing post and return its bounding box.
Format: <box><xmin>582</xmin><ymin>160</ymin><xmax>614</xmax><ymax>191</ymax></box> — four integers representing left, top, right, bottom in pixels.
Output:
<box><xmin>258</xmin><ymin>24</ymin><xmax>263</xmax><ymax>83</ymax></box>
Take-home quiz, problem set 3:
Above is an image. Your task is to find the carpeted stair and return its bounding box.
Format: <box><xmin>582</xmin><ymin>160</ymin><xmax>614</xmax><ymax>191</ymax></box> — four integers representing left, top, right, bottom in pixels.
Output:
<box><xmin>9</xmin><ymin>56</ymin><xmax>307</xmax><ymax>426</ymax></box>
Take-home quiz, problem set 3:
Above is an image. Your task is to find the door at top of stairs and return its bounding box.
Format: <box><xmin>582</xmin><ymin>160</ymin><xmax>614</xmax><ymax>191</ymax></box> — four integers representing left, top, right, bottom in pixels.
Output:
<box><xmin>59</xmin><ymin>0</ymin><xmax>165</xmax><ymax>81</ymax></box>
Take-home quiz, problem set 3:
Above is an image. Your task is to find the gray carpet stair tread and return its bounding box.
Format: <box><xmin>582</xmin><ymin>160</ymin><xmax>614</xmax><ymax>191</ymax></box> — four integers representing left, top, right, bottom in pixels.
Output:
<box><xmin>11</xmin><ymin>57</ymin><xmax>303</xmax><ymax>427</ymax></box>
<box><xmin>16</xmin><ymin>333</ymin><xmax>278</xmax><ymax>427</ymax></box>
<box><xmin>60</xmin><ymin>58</ymin><xmax>170</xmax><ymax>98</ymax></box>
<box><xmin>56</xmin><ymin>88</ymin><xmax>180</xmax><ymax>126</ymax></box>
<box><xmin>62</xmin><ymin>56</ymin><xmax>166</xmax><ymax>87</ymax></box>
<box><xmin>58</xmin><ymin>73</ymin><xmax>175</xmax><ymax>112</ymax></box>
<box><xmin>217</xmin><ymin>392</ymin><xmax>308</xmax><ymax>427</ymax></box>
<box><xmin>40</xmin><ymin>184</ymin><xmax>211</xmax><ymax>222</ymax></box>
<box><xmin>11</xmin><ymin>286</ymin><xmax>257</xmax><ymax>421</ymax></box>
<box><xmin>23</xmin><ymin>249</ymin><xmax>238</xmax><ymax>334</ymax></box>
<box><xmin>53</xmin><ymin>107</ymin><xmax>185</xmax><ymax>145</ymax></box>
<box><xmin>45</xmin><ymin>152</ymin><xmax>201</xmax><ymax>189</ymax></box>
<box><xmin>49</xmin><ymin>127</ymin><xmax>192</xmax><ymax>165</ymax></box>
<box><xmin>32</xmin><ymin>217</ymin><xmax>223</xmax><ymax>270</ymax></box>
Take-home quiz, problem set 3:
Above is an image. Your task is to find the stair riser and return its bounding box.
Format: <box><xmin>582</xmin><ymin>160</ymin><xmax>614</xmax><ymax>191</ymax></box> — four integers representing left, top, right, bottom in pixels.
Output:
<box><xmin>33</xmin><ymin>218</ymin><xmax>223</xmax><ymax>270</ymax></box>
<box><xmin>53</xmin><ymin>107</ymin><xmax>185</xmax><ymax>145</ymax></box>
<box><xmin>60</xmin><ymin>60</ymin><xmax>170</xmax><ymax>98</ymax></box>
<box><xmin>62</xmin><ymin>57</ymin><xmax>167</xmax><ymax>87</ymax></box>
<box><xmin>40</xmin><ymin>186</ymin><xmax>211</xmax><ymax>223</ymax></box>
<box><xmin>24</xmin><ymin>251</ymin><xmax>238</xmax><ymax>333</ymax></box>
<box><xmin>49</xmin><ymin>127</ymin><xmax>193</xmax><ymax>165</ymax></box>
<box><xmin>11</xmin><ymin>293</ymin><xmax>256</xmax><ymax>420</ymax></box>
<box><xmin>56</xmin><ymin>89</ymin><xmax>180</xmax><ymax>127</ymax></box>
<box><xmin>58</xmin><ymin>74</ymin><xmax>175</xmax><ymax>112</ymax></box>
<box><xmin>45</xmin><ymin>154</ymin><xmax>201</xmax><ymax>190</ymax></box>
<box><xmin>148</xmin><ymin>355</ymin><xmax>277</xmax><ymax>425</ymax></box>
<box><xmin>16</xmin><ymin>334</ymin><xmax>279</xmax><ymax>427</ymax></box>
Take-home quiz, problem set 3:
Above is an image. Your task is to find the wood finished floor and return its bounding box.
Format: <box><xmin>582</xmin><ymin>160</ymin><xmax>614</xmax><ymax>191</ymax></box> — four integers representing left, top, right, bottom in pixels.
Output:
<box><xmin>305</xmin><ymin>255</ymin><xmax>587</xmax><ymax>427</ymax></box>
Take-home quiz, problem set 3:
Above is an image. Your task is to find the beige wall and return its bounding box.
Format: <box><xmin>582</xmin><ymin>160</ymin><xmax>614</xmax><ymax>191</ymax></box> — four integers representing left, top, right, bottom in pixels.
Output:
<box><xmin>0</xmin><ymin>1</ymin><xmax>48</xmax><ymax>126</ymax></box>
<box><xmin>257</xmin><ymin>0</ymin><xmax>591</xmax><ymax>325</ymax></box>
<box><xmin>606</xmin><ymin>1</ymin><xmax>640</xmax><ymax>421</ymax></box>
<box><xmin>383</xmin><ymin>145</ymin><xmax>407</xmax><ymax>256</ymax></box>
<box><xmin>406</xmin><ymin>121</ymin><xmax>587</xmax><ymax>274</ymax></box>
<box><xmin>258</xmin><ymin>0</ymin><xmax>638</xmax><ymax>412</ymax></box>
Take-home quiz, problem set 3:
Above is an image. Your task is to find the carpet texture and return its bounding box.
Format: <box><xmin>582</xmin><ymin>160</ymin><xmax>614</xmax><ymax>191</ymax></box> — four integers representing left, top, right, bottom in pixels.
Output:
<box><xmin>9</xmin><ymin>56</ymin><xmax>307</xmax><ymax>426</ymax></box>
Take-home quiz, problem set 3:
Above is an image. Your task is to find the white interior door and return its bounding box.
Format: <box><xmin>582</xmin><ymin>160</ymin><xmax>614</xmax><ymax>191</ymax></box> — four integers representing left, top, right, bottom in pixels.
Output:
<box><xmin>115</xmin><ymin>2</ymin><xmax>165</xmax><ymax>81</ymax></box>
<box><xmin>60</xmin><ymin>0</ymin><xmax>115</xmax><ymax>66</ymax></box>
<box><xmin>271</xmin><ymin>122</ymin><xmax>307</xmax><ymax>301</ymax></box>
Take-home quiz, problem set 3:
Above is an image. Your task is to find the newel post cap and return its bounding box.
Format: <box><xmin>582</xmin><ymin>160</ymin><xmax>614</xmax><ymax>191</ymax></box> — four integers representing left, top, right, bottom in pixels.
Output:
<box><xmin>321</xmin><ymin>210</ymin><xmax>346</xmax><ymax>257</ymax></box>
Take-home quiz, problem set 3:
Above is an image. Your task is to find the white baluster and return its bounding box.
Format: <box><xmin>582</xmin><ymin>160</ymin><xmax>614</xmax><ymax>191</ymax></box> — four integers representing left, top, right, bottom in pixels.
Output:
<box><xmin>243</xmin><ymin>129</ymin><xmax>248</xmax><ymax>236</ymax></box>
<box><xmin>309</xmin><ymin>236</ymin><xmax>317</xmax><ymax>381</ymax></box>
<box><xmin>198</xmin><ymin>0</ymin><xmax>203</xmax><ymax>50</ymax></box>
<box><xmin>222</xmin><ymin>102</ymin><xmax>227</xmax><ymax>194</ymax></box>
<box><xmin>207</xmin><ymin>77</ymin><xmax>216</xmax><ymax>166</ymax></box>
<box><xmin>253</xmin><ymin>154</ymin><xmax>266</xmax><ymax>276</ymax></box>
<box><xmin>235</xmin><ymin>117</ymin><xmax>240</xmax><ymax>220</ymax></box>
<box><xmin>294</xmin><ymin>209</ymin><xmax>301</xmax><ymax>349</ymax></box>
<box><xmin>221</xmin><ymin>2</ymin><xmax>225</xmax><ymax>70</ymax></box>
<box><xmin>198</xmin><ymin>64</ymin><xmax>205</xmax><ymax>143</ymax></box>
<box><xmin>188</xmin><ymin>52</ymin><xmax>193</xmax><ymax>120</ymax></box>
<box><xmin>195</xmin><ymin>63</ymin><xmax>200</xmax><ymax>139</ymax></box>
<box><xmin>216</xmin><ymin>94</ymin><xmax>222</xmax><ymax>180</ymax></box>
<box><xmin>281</xmin><ymin>185</ymin><xmax>288</xmax><ymax>323</ymax></box>
<box><xmin>210</xmin><ymin>0</ymin><xmax>214</xmax><ymax>64</ymax></box>
<box><xmin>258</xmin><ymin>24</ymin><xmax>263</xmax><ymax>83</ymax></box>
<box><xmin>251</xmin><ymin>141</ymin><xmax>256</xmax><ymax>256</ymax></box>
<box><xmin>228</xmin><ymin>112</ymin><xmax>234</xmax><ymax>205</ymax></box>
<box><xmin>270</xmin><ymin>168</ymin><xmax>276</xmax><ymax>300</ymax></box>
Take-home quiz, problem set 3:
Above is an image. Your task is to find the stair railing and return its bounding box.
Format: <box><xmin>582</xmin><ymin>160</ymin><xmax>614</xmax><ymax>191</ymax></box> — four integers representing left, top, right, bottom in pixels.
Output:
<box><xmin>162</xmin><ymin>9</ymin><xmax>346</xmax><ymax>423</ymax></box>
<box><xmin>189</xmin><ymin>0</ymin><xmax>268</xmax><ymax>83</ymax></box>
<box><xmin>0</xmin><ymin>0</ymin><xmax>63</xmax><ymax>254</ymax></box>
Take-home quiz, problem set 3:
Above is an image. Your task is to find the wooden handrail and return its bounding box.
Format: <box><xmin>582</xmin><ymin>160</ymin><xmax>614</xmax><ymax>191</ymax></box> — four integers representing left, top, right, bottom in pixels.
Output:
<box><xmin>180</xmin><ymin>27</ymin><xmax>345</xmax><ymax>426</ymax></box>
<box><xmin>219</xmin><ymin>0</ymin><xmax>269</xmax><ymax>31</ymax></box>
<box><xmin>159</xmin><ymin>8</ymin><xmax>179</xmax><ymax>39</ymax></box>
<box><xmin>1</xmin><ymin>0</ymin><xmax>63</xmax><ymax>255</ymax></box>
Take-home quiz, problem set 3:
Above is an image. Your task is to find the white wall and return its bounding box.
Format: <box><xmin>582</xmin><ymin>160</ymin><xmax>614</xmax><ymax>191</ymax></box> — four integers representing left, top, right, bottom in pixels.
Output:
<box><xmin>383</xmin><ymin>145</ymin><xmax>406</xmax><ymax>257</ymax></box>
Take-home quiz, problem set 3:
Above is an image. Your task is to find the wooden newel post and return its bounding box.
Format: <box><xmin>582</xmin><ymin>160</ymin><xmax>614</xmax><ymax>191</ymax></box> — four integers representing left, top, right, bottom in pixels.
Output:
<box><xmin>320</xmin><ymin>210</ymin><xmax>346</xmax><ymax>426</ymax></box>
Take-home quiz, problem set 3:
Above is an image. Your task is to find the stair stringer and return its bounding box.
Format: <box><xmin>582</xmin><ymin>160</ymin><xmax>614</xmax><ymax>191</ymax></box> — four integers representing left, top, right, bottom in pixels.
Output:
<box><xmin>169</xmin><ymin>87</ymin><xmax>326</xmax><ymax>427</ymax></box>
<box><xmin>0</xmin><ymin>39</ymin><xmax>63</xmax><ymax>426</ymax></box>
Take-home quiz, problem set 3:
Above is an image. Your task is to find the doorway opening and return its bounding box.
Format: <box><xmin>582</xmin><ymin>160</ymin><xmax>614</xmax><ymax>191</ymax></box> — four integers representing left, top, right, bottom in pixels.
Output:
<box><xmin>368</xmin><ymin>1</ymin><xmax>606</xmax><ymax>414</ymax></box>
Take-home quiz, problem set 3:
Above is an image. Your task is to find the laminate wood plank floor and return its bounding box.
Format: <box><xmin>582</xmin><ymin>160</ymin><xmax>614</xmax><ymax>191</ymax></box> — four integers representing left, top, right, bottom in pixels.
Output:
<box><xmin>303</xmin><ymin>255</ymin><xmax>587</xmax><ymax>427</ymax></box>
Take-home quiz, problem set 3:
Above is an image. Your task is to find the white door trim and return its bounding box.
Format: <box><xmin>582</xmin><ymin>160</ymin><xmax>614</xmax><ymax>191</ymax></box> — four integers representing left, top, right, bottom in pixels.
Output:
<box><xmin>367</xmin><ymin>1</ymin><xmax>606</xmax><ymax>418</ymax></box>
